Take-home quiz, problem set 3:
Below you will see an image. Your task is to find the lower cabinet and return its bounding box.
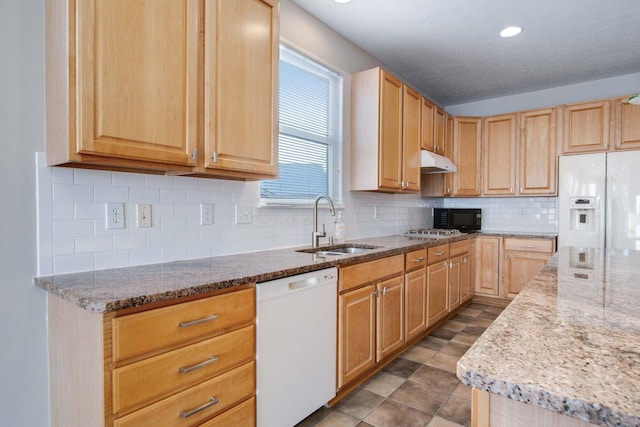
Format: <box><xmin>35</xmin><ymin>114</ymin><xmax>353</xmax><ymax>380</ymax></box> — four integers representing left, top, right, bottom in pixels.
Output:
<box><xmin>502</xmin><ymin>237</ymin><xmax>556</xmax><ymax>299</ymax></box>
<box><xmin>475</xmin><ymin>236</ymin><xmax>501</xmax><ymax>297</ymax></box>
<box><xmin>48</xmin><ymin>288</ymin><xmax>257</xmax><ymax>427</ymax></box>
<box><xmin>337</xmin><ymin>255</ymin><xmax>404</xmax><ymax>389</ymax></box>
<box><xmin>404</xmin><ymin>249</ymin><xmax>428</xmax><ymax>341</ymax></box>
<box><xmin>427</xmin><ymin>244</ymin><xmax>450</xmax><ymax>325</ymax></box>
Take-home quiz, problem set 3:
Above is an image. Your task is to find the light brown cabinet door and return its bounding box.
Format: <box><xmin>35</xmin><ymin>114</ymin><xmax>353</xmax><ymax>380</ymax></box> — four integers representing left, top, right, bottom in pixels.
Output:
<box><xmin>453</xmin><ymin>117</ymin><xmax>482</xmax><ymax>196</ymax></box>
<box><xmin>448</xmin><ymin>256</ymin><xmax>461</xmax><ymax>311</ymax></box>
<box><xmin>443</xmin><ymin>113</ymin><xmax>455</xmax><ymax>196</ymax></box>
<box><xmin>203</xmin><ymin>0</ymin><xmax>278</xmax><ymax>177</ymax></box>
<box><xmin>402</xmin><ymin>87</ymin><xmax>421</xmax><ymax>191</ymax></box>
<box><xmin>404</xmin><ymin>268</ymin><xmax>427</xmax><ymax>341</ymax></box>
<box><xmin>614</xmin><ymin>97</ymin><xmax>640</xmax><ymax>150</ymax></box>
<box><xmin>503</xmin><ymin>252</ymin><xmax>549</xmax><ymax>298</ymax></box>
<box><xmin>434</xmin><ymin>107</ymin><xmax>446</xmax><ymax>155</ymax></box>
<box><xmin>519</xmin><ymin>108</ymin><xmax>557</xmax><ymax>195</ymax></box>
<box><xmin>460</xmin><ymin>252</ymin><xmax>472</xmax><ymax>303</ymax></box>
<box><xmin>338</xmin><ymin>284</ymin><xmax>376</xmax><ymax>388</ymax></box>
<box><xmin>562</xmin><ymin>100</ymin><xmax>611</xmax><ymax>153</ymax></box>
<box><xmin>483</xmin><ymin>114</ymin><xmax>517</xmax><ymax>195</ymax></box>
<box><xmin>475</xmin><ymin>236</ymin><xmax>500</xmax><ymax>296</ymax></box>
<box><xmin>421</xmin><ymin>97</ymin><xmax>436</xmax><ymax>151</ymax></box>
<box><xmin>376</xmin><ymin>275</ymin><xmax>405</xmax><ymax>361</ymax></box>
<box><xmin>427</xmin><ymin>261</ymin><xmax>449</xmax><ymax>325</ymax></box>
<box><xmin>378</xmin><ymin>71</ymin><xmax>404</xmax><ymax>190</ymax></box>
<box><xmin>75</xmin><ymin>0</ymin><xmax>199</xmax><ymax>166</ymax></box>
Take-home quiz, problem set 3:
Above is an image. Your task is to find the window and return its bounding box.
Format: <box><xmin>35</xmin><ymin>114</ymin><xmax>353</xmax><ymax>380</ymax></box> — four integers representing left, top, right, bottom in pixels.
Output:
<box><xmin>260</xmin><ymin>44</ymin><xmax>343</xmax><ymax>205</ymax></box>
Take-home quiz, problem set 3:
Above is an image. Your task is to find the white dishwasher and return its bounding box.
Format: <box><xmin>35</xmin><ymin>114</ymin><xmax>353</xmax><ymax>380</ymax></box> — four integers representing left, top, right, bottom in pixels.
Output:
<box><xmin>256</xmin><ymin>267</ymin><xmax>337</xmax><ymax>427</ymax></box>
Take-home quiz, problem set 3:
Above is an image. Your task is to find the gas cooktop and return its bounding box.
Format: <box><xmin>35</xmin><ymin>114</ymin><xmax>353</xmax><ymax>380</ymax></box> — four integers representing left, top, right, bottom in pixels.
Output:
<box><xmin>403</xmin><ymin>229</ymin><xmax>467</xmax><ymax>239</ymax></box>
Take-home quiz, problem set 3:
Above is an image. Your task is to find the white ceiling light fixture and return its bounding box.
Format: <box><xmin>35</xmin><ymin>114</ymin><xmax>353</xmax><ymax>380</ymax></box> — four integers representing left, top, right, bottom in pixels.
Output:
<box><xmin>334</xmin><ymin>0</ymin><xmax>352</xmax><ymax>3</ymax></box>
<box><xmin>628</xmin><ymin>94</ymin><xmax>640</xmax><ymax>105</ymax></box>
<box><xmin>500</xmin><ymin>26</ymin><xmax>523</xmax><ymax>38</ymax></box>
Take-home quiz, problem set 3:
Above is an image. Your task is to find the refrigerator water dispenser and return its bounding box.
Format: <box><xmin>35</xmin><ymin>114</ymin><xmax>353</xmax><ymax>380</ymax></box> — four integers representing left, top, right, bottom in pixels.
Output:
<box><xmin>570</xmin><ymin>197</ymin><xmax>596</xmax><ymax>231</ymax></box>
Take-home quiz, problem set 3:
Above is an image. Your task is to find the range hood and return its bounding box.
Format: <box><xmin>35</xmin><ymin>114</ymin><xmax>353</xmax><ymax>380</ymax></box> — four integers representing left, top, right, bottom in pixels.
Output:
<box><xmin>420</xmin><ymin>150</ymin><xmax>457</xmax><ymax>173</ymax></box>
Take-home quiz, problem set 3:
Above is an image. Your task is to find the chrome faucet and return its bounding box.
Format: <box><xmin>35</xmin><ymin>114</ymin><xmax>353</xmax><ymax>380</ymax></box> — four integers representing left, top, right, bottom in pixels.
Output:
<box><xmin>312</xmin><ymin>195</ymin><xmax>336</xmax><ymax>248</ymax></box>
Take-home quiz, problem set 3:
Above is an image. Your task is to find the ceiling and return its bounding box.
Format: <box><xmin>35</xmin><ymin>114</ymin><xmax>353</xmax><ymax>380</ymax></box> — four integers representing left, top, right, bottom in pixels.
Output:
<box><xmin>290</xmin><ymin>0</ymin><xmax>640</xmax><ymax>106</ymax></box>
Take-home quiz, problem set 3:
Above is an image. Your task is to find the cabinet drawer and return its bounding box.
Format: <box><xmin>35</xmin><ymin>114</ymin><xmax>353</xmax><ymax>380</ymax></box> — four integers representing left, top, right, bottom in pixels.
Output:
<box><xmin>427</xmin><ymin>244</ymin><xmax>450</xmax><ymax>264</ymax></box>
<box><xmin>339</xmin><ymin>254</ymin><xmax>404</xmax><ymax>292</ymax></box>
<box><xmin>449</xmin><ymin>239</ymin><xmax>470</xmax><ymax>257</ymax></box>
<box><xmin>113</xmin><ymin>361</ymin><xmax>255</xmax><ymax>427</ymax></box>
<box><xmin>113</xmin><ymin>325</ymin><xmax>255</xmax><ymax>414</ymax></box>
<box><xmin>405</xmin><ymin>249</ymin><xmax>427</xmax><ymax>270</ymax></box>
<box><xmin>199</xmin><ymin>396</ymin><xmax>255</xmax><ymax>427</ymax></box>
<box><xmin>112</xmin><ymin>288</ymin><xmax>255</xmax><ymax>362</ymax></box>
<box><xmin>504</xmin><ymin>238</ymin><xmax>554</xmax><ymax>254</ymax></box>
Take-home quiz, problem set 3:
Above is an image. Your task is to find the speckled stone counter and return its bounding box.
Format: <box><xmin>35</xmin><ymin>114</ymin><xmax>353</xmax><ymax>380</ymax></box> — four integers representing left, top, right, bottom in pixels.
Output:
<box><xmin>457</xmin><ymin>247</ymin><xmax>640</xmax><ymax>427</ymax></box>
<box><xmin>35</xmin><ymin>234</ymin><xmax>470</xmax><ymax>313</ymax></box>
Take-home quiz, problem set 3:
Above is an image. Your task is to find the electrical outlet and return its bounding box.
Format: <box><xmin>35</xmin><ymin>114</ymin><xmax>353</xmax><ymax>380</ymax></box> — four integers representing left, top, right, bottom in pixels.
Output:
<box><xmin>374</xmin><ymin>206</ymin><xmax>380</xmax><ymax>219</ymax></box>
<box><xmin>235</xmin><ymin>205</ymin><xmax>252</xmax><ymax>224</ymax></box>
<box><xmin>519</xmin><ymin>208</ymin><xmax>527</xmax><ymax>218</ymax></box>
<box><xmin>200</xmin><ymin>203</ymin><xmax>214</xmax><ymax>225</ymax></box>
<box><xmin>105</xmin><ymin>202</ymin><xmax>125</xmax><ymax>229</ymax></box>
<box><xmin>136</xmin><ymin>203</ymin><xmax>152</xmax><ymax>228</ymax></box>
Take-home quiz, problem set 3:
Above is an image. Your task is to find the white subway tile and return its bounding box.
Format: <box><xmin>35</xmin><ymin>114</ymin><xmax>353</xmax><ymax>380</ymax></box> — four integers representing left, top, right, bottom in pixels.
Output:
<box><xmin>112</xmin><ymin>172</ymin><xmax>145</xmax><ymax>188</ymax></box>
<box><xmin>114</xmin><ymin>233</ymin><xmax>146</xmax><ymax>250</ymax></box>
<box><xmin>188</xmin><ymin>243</ymin><xmax>211</xmax><ymax>259</ymax></box>
<box><xmin>174</xmin><ymin>203</ymin><xmax>200</xmax><ymax>218</ymax></box>
<box><xmin>75</xmin><ymin>236</ymin><xmax>113</xmax><ymax>254</ymax></box>
<box><xmin>145</xmin><ymin>175</ymin><xmax>174</xmax><ymax>189</ymax></box>
<box><xmin>146</xmin><ymin>232</ymin><xmax>175</xmax><ymax>247</ymax></box>
<box><xmin>175</xmin><ymin>231</ymin><xmax>200</xmax><ymax>245</ymax></box>
<box><xmin>74</xmin><ymin>169</ymin><xmax>112</xmax><ymax>186</ymax></box>
<box><xmin>94</xmin><ymin>186</ymin><xmax>129</xmax><ymax>203</ymax></box>
<box><xmin>160</xmin><ymin>189</ymin><xmax>187</xmax><ymax>204</ymax></box>
<box><xmin>198</xmin><ymin>178</ymin><xmax>222</xmax><ymax>192</ymax></box>
<box><xmin>53</xmin><ymin>237</ymin><xmax>75</xmax><ymax>256</ymax></box>
<box><xmin>54</xmin><ymin>253</ymin><xmax>95</xmax><ymax>274</ymax></box>
<box><xmin>75</xmin><ymin>202</ymin><xmax>103</xmax><ymax>220</ymax></box>
<box><xmin>129</xmin><ymin>187</ymin><xmax>160</xmax><ymax>203</ymax></box>
<box><xmin>53</xmin><ymin>219</ymin><xmax>94</xmax><ymax>238</ymax></box>
<box><xmin>174</xmin><ymin>176</ymin><xmax>199</xmax><ymax>190</ymax></box>
<box><xmin>161</xmin><ymin>217</ymin><xmax>188</xmax><ymax>233</ymax></box>
<box><xmin>151</xmin><ymin>203</ymin><xmax>174</xmax><ymax>218</ymax></box>
<box><xmin>161</xmin><ymin>245</ymin><xmax>189</xmax><ymax>262</ymax></box>
<box><xmin>52</xmin><ymin>202</ymin><xmax>74</xmax><ymax>219</ymax></box>
<box><xmin>95</xmin><ymin>251</ymin><xmax>130</xmax><ymax>270</ymax></box>
<box><xmin>53</xmin><ymin>183</ymin><xmax>93</xmax><ymax>202</ymax></box>
<box><xmin>130</xmin><ymin>247</ymin><xmax>162</xmax><ymax>266</ymax></box>
<box><xmin>51</xmin><ymin>167</ymin><xmax>74</xmax><ymax>184</ymax></box>
<box><xmin>187</xmin><ymin>191</ymin><xmax>212</xmax><ymax>204</ymax></box>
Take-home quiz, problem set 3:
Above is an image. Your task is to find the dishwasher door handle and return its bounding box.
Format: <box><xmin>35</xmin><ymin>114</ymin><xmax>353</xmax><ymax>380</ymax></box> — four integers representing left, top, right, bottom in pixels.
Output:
<box><xmin>289</xmin><ymin>276</ymin><xmax>319</xmax><ymax>290</ymax></box>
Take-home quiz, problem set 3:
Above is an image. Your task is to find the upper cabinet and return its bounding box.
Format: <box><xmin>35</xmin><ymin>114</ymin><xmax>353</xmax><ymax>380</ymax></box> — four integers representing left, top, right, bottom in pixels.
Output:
<box><xmin>519</xmin><ymin>108</ymin><xmax>557</xmax><ymax>195</ymax></box>
<box><xmin>483</xmin><ymin>109</ymin><xmax>557</xmax><ymax>196</ymax></box>
<box><xmin>452</xmin><ymin>117</ymin><xmax>482</xmax><ymax>196</ymax></box>
<box><xmin>483</xmin><ymin>114</ymin><xmax>518</xmax><ymax>195</ymax></box>
<box><xmin>614</xmin><ymin>96</ymin><xmax>640</xmax><ymax>150</ymax></box>
<box><xmin>434</xmin><ymin>107</ymin><xmax>447</xmax><ymax>156</ymax></box>
<box><xmin>420</xmin><ymin>97</ymin><xmax>436</xmax><ymax>152</ymax></box>
<box><xmin>351</xmin><ymin>67</ymin><xmax>420</xmax><ymax>193</ymax></box>
<box><xmin>46</xmin><ymin>0</ymin><xmax>278</xmax><ymax>180</ymax></box>
<box><xmin>561</xmin><ymin>100</ymin><xmax>611</xmax><ymax>154</ymax></box>
<box><xmin>202</xmin><ymin>0</ymin><xmax>279</xmax><ymax>177</ymax></box>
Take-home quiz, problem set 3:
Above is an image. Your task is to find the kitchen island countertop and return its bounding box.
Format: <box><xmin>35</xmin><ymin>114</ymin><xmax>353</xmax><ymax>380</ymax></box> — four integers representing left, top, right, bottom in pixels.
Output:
<box><xmin>457</xmin><ymin>246</ymin><xmax>640</xmax><ymax>426</ymax></box>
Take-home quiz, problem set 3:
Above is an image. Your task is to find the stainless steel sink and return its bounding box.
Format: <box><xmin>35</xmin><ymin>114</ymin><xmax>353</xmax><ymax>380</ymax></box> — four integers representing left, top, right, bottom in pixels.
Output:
<box><xmin>297</xmin><ymin>244</ymin><xmax>380</xmax><ymax>256</ymax></box>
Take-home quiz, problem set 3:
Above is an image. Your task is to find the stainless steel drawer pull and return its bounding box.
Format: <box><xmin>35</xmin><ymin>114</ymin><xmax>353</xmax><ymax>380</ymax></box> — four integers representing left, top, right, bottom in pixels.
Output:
<box><xmin>435</xmin><ymin>251</ymin><xmax>445</xmax><ymax>256</ymax></box>
<box><xmin>178</xmin><ymin>356</ymin><xmax>219</xmax><ymax>374</ymax></box>
<box><xmin>178</xmin><ymin>314</ymin><xmax>218</xmax><ymax>328</ymax></box>
<box><xmin>179</xmin><ymin>397</ymin><xmax>219</xmax><ymax>418</ymax></box>
<box><xmin>412</xmin><ymin>257</ymin><xmax>426</xmax><ymax>262</ymax></box>
<box><xmin>519</xmin><ymin>245</ymin><xmax>536</xmax><ymax>249</ymax></box>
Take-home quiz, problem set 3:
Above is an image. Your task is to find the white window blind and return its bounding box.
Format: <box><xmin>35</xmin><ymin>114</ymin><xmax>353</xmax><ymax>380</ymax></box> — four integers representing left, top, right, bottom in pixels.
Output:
<box><xmin>260</xmin><ymin>44</ymin><xmax>343</xmax><ymax>205</ymax></box>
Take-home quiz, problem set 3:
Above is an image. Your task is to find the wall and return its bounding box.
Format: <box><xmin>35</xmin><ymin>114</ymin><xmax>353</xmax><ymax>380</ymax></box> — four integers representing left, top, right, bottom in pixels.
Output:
<box><xmin>0</xmin><ymin>0</ymin><xmax>49</xmax><ymax>426</ymax></box>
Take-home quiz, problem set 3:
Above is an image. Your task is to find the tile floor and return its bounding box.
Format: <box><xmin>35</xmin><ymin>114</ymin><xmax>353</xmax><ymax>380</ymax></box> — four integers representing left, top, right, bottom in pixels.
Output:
<box><xmin>296</xmin><ymin>303</ymin><xmax>506</xmax><ymax>427</ymax></box>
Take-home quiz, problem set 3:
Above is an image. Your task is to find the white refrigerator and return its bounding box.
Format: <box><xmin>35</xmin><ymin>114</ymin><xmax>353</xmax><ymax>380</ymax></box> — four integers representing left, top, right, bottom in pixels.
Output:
<box><xmin>558</xmin><ymin>151</ymin><xmax>640</xmax><ymax>250</ymax></box>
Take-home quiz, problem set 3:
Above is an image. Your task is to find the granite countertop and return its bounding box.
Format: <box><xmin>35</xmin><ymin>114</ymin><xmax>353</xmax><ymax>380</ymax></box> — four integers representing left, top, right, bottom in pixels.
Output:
<box><xmin>457</xmin><ymin>246</ymin><xmax>640</xmax><ymax>427</ymax></box>
<box><xmin>35</xmin><ymin>231</ymin><xmax>555</xmax><ymax>314</ymax></box>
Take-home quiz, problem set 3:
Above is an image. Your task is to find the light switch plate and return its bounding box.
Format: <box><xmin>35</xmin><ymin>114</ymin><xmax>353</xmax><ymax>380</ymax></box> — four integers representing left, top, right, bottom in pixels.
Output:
<box><xmin>235</xmin><ymin>205</ymin><xmax>252</xmax><ymax>224</ymax></box>
<box><xmin>105</xmin><ymin>202</ymin><xmax>125</xmax><ymax>229</ymax></box>
<box><xmin>136</xmin><ymin>203</ymin><xmax>152</xmax><ymax>227</ymax></box>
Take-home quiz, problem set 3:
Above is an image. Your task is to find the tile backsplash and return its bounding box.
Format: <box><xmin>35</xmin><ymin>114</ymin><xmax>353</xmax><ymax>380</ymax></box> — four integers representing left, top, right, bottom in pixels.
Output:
<box><xmin>36</xmin><ymin>153</ymin><xmax>433</xmax><ymax>275</ymax></box>
<box><xmin>36</xmin><ymin>154</ymin><xmax>557</xmax><ymax>276</ymax></box>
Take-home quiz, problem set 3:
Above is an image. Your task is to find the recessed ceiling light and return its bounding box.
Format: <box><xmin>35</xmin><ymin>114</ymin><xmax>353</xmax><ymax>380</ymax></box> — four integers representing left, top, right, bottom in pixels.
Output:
<box><xmin>500</xmin><ymin>26</ymin><xmax>523</xmax><ymax>38</ymax></box>
<box><xmin>334</xmin><ymin>0</ymin><xmax>352</xmax><ymax>3</ymax></box>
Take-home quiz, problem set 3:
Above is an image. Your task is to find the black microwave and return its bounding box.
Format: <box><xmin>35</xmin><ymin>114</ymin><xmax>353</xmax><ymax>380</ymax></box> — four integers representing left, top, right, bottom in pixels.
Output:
<box><xmin>433</xmin><ymin>208</ymin><xmax>481</xmax><ymax>232</ymax></box>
